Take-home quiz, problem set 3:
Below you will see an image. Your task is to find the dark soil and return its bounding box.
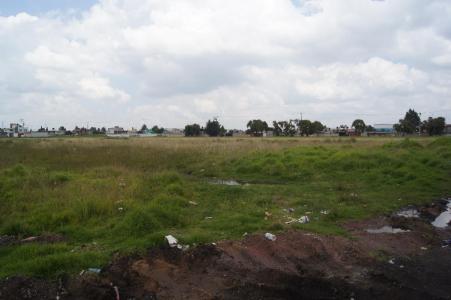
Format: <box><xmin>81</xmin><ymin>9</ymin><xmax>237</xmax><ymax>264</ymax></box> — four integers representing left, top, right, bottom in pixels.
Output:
<box><xmin>1</xmin><ymin>201</ymin><xmax>451</xmax><ymax>300</ymax></box>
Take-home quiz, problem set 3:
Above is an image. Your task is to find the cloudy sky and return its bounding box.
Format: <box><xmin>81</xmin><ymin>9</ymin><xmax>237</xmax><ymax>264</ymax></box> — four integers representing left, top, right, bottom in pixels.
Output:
<box><xmin>1</xmin><ymin>0</ymin><xmax>450</xmax><ymax>130</ymax></box>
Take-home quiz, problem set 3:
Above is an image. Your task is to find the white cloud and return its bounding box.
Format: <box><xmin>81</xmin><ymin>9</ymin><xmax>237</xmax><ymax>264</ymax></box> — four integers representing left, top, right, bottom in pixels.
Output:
<box><xmin>1</xmin><ymin>0</ymin><xmax>451</xmax><ymax>129</ymax></box>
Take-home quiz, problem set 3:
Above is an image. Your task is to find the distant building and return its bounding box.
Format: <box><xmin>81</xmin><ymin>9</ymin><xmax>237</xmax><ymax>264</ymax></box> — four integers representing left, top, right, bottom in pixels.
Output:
<box><xmin>164</xmin><ymin>128</ymin><xmax>184</xmax><ymax>136</ymax></box>
<box><xmin>445</xmin><ymin>124</ymin><xmax>451</xmax><ymax>135</ymax></box>
<box><xmin>106</xmin><ymin>126</ymin><xmax>129</xmax><ymax>138</ymax></box>
<box><xmin>107</xmin><ymin>126</ymin><xmax>126</xmax><ymax>135</ymax></box>
<box><xmin>368</xmin><ymin>124</ymin><xmax>394</xmax><ymax>136</ymax></box>
<box><xmin>10</xmin><ymin>123</ymin><xmax>28</xmax><ymax>137</ymax></box>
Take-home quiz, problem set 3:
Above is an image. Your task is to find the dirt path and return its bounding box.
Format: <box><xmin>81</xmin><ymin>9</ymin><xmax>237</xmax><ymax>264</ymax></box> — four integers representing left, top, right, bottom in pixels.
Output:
<box><xmin>1</xmin><ymin>200</ymin><xmax>451</xmax><ymax>300</ymax></box>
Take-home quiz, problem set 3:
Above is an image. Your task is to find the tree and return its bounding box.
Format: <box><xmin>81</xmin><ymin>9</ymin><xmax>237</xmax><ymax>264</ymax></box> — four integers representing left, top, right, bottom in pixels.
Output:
<box><xmin>311</xmin><ymin>121</ymin><xmax>325</xmax><ymax>134</ymax></box>
<box><xmin>298</xmin><ymin>120</ymin><xmax>312</xmax><ymax>136</ymax></box>
<box><xmin>365</xmin><ymin>125</ymin><xmax>375</xmax><ymax>132</ymax></box>
<box><xmin>351</xmin><ymin>119</ymin><xmax>366</xmax><ymax>134</ymax></box>
<box><xmin>422</xmin><ymin>117</ymin><xmax>446</xmax><ymax>136</ymax></box>
<box><xmin>59</xmin><ymin>126</ymin><xmax>66</xmax><ymax>131</ymax></box>
<box><xmin>246</xmin><ymin>119</ymin><xmax>269</xmax><ymax>136</ymax></box>
<box><xmin>205</xmin><ymin>118</ymin><xmax>223</xmax><ymax>137</ymax></box>
<box><xmin>140</xmin><ymin>124</ymin><xmax>148</xmax><ymax>132</ymax></box>
<box><xmin>395</xmin><ymin>109</ymin><xmax>421</xmax><ymax>134</ymax></box>
<box><xmin>151</xmin><ymin>125</ymin><xmax>164</xmax><ymax>134</ymax></box>
<box><xmin>272</xmin><ymin>120</ymin><xmax>296</xmax><ymax>137</ymax></box>
<box><xmin>273</xmin><ymin>121</ymin><xmax>282</xmax><ymax>136</ymax></box>
<box><xmin>184</xmin><ymin>124</ymin><xmax>201</xmax><ymax>136</ymax></box>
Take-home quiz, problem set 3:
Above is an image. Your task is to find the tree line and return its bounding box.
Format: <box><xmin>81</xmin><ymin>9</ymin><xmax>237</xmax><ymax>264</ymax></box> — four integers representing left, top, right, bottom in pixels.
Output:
<box><xmin>184</xmin><ymin>109</ymin><xmax>447</xmax><ymax>137</ymax></box>
<box><xmin>21</xmin><ymin>109</ymin><xmax>446</xmax><ymax>137</ymax></box>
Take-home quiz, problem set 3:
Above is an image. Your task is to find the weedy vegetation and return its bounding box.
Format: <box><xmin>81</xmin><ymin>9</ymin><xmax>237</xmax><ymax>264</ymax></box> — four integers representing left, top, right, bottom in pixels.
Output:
<box><xmin>0</xmin><ymin>136</ymin><xmax>450</xmax><ymax>277</ymax></box>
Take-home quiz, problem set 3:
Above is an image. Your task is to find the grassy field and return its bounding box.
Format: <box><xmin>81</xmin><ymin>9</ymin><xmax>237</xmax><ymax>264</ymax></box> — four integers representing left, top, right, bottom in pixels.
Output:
<box><xmin>0</xmin><ymin>136</ymin><xmax>450</xmax><ymax>278</ymax></box>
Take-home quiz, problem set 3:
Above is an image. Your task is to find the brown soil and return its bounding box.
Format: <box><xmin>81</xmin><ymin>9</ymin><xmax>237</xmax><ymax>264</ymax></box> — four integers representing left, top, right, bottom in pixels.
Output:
<box><xmin>1</xmin><ymin>202</ymin><xmax>451</xmax><ymax>300</ymax></box>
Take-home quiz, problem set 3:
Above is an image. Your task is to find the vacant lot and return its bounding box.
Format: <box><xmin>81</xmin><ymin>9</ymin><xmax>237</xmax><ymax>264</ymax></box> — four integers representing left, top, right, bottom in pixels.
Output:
<box><xmin>0</xmin><ymin>136</ymin><xmax>450</xmax><ymax>278</ymax></box>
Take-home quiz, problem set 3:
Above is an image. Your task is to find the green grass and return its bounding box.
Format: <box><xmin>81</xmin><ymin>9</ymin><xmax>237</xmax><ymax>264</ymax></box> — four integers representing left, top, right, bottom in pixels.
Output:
<box><xmin>0</xmin><ymin>136</ymin><xmax>450</xmax><ymax>278</ymax></box>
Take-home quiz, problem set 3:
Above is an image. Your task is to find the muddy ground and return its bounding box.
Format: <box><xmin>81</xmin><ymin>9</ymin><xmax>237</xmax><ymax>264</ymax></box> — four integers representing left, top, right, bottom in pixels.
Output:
<box><xmin>1</xmin><ymin>200</ymin><xmax>451</xmax><ymax>300</ymax></box>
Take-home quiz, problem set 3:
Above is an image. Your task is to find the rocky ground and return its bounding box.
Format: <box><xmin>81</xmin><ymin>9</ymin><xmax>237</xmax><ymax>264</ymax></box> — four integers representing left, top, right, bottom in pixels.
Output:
<box><xmin>1</xmin><ymin>199</ymin><xmax>451</xmax><ymax>300</ymax></box>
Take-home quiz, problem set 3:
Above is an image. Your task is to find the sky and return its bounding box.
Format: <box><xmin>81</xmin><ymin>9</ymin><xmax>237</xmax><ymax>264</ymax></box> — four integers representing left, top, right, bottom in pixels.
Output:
<box><xmin>1</xmin><ymin>0</ymin><xmax>451</xmax><ymax>130</ymax></box>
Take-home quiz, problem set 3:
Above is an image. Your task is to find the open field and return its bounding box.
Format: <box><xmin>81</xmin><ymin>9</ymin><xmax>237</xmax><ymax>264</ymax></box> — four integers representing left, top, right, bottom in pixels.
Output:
<box><xmin>0</xmin><ymin>136</ymin><xmax>450</xmax><ymax>279</ymax></box>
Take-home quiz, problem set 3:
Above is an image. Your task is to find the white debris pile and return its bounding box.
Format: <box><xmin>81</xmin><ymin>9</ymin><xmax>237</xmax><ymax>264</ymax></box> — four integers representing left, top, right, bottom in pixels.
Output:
<box><xmin>285</xmin><ymin>215</ymin><xmax>310</xmax><ymax>224</ymax></box>
<box><xmin>165</xmin><ymin>235</ymin><xmax>190</xmax><ymax>251</ymax></box>
<box><xmin>265</xmin><ymin>233</ymin><xmax>277</xmax><ymax>241</ymax></box>
<box><xmin>165</xmin><ymin>235</ymin><xmax>178</xmax><ymax>248</ymax></box>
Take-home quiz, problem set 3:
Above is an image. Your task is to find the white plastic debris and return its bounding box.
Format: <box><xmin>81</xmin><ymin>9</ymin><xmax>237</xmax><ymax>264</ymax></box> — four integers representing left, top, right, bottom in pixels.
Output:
<box><xmin>298</xmin><ymin>216</ymin><xmax>310</xmax><ymax>224</ymax></box>
<box><xmin>165</xmin><ymin>235</ymin><xmax>178</xmax><ymax>248</ymax></box>
<box><xmin>320</xmin><ymin>210</ymin><xmax>329</xmax><ymax>215</ymax></box>
<box><xmin>388</xmin><ymin>259</ymin><xmax>395</xmax><ymax>265</ymax></box>
<box><xmin>189</xmin><ymin>201</ymin><xmax>198</xmax><ymax>206</ymax></box>
<box><xmin>421</xmin><ymin>247</ymin><xmax>428</xmax><ymax>251</ymax></box>
<box><xmin>265</xmin><ymin>233</ymin><xmax>277</xmax><ymax>241</ymax></box>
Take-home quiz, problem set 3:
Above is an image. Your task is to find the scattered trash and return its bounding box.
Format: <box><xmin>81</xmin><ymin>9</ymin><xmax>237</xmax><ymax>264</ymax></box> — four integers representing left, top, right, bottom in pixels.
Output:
<box><xmin>265</xmin><ymin>233</ymin><xmax>277</xmax><ymax>241</ymax></box>
<box><xmin>285</xmin><ymin>218</ymin><xmax>297</xmax><ymax>224</ymax></box>
<box><xmin>264</xmin><ymin>211</ymin><xmax>272</xmax><ymax>220</ymax></box>
<box><xmin>113</xmin><ymin>285</ymin><xmax>120</xmax><ymax>300</ymax></box>
<box><xmin>320</xmin><ymin>210</ymin><xmax>329</xmax><ymax>215</ymax></box>
<box><xmin>298</xmin><ymin>216</ymin><xmax>310</xmax><ymax>224</ymax></box>
<box><xmin>87</xmin><ymin>268</ymin><xmax>101</xmax><ymax>274</ymax></box>
<box><xmin>210</xmin><ymin>179</ymin><xmax>241</xmax><ymax>186</ymax></box>
<box><xmin>165</xmin><ymin>235</ymin><xmax>178</xmax><ymax>248</ymax></box>
<box><xmin>431</xmin><ymin>200</ymin><xmax>451</xmax><ymax>228</ymax></box>
<box><xmin>400</xmin><ymin>265</ymin><xmax>405</xmax><ymax>269</ymax></box>
<box><xmin>21</xmin><ymin>236</ymin><xmax>38</xmax><ymax>243</ymax></box>
<box><xmin>388</xmin><ymin>258</ymin><xmax>395</xmax><ymax>265</ymax></box>
<box><xmin>118</xmin><ymin>207</ymin><xmax>124</xmax><ymax>212</ymax></box>
<box><xmin>441</xmin><ymin>239</ymin><xmax>451</xmax><ymax>247</ymax></box>
<box><xmin>177</xmin><ymin>244</ymin><xmax>190</xmax><ymax>251</ymax></box>
<box><xmin>243</xmin><ymin>232</ymin><xmax>248</xmax><ymax>237</ymax></box>
<box><xmin>396</xmin><ymin>207</ymin><xmax>420</xmax><ymax>218</ymax></box>
<box><xmin>421</xmin><ymin>247</ymin><xmax>428</xmax><ymax>251</ymax></box>
<box><xmin>366</xmin><ymin>226</ymin><xmax>410</xmax><ymax>234</ymax></box>
<box><xmin>285</xmin><ymin>215</ymin><xmax>310</xmax><ymax>224</ymax></box>
<box><xmin>189</xmin><ymin>201</ymin><xmax>198</xmax><ymax>206</ymax></box>
<box><xmin>204</xmin><ymin>216</ymin><xmax>213</xmax><ymax>220</ymax></box>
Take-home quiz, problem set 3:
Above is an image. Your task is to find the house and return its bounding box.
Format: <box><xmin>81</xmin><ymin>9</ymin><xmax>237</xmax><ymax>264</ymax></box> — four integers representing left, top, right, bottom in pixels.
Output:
<box><xmin>106</xmin><ymin>126</ymin><xmax>130</xmax><ymax>138</ymax></box>
<box><xmin>9</xmin><ymin>123</ymin><xmax>28</xmax><ymax>137</ymax></box>
<box><xmin>107</xmin><ymin>126</ymin><xmax>126</xmax><ymax>135</ymax></box>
